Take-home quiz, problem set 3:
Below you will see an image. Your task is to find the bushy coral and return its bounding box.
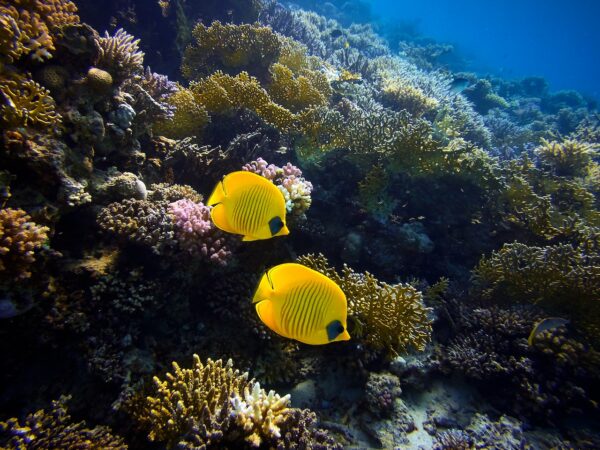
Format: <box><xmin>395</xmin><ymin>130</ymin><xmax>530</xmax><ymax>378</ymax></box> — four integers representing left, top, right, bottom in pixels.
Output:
<box><xmin>268</xmin><ymin>61</ymin><xmax>331</xmax><ymax>113</ymax></box>
<box><xmin>95</xmin><ymin>28</ymin><xmax>144</xmax><ymax>83</ymax></box>
<box><xmin>182</xmin><ymin>21</ymin><xmax>282</xmax><ymax>81</ymax></box>
<box><xmin>0</xmin><ymin>207</ymin><xmax>49</xmax><ymax>280</ymax></box>
<box><xmin>0</xmin><ymin>76</ymin><xmax>61</xmax><ymax>128</ymax></box>
<box><xmin>153</xmin><ymin>87</ymin><xmax>210</xmax><ymax>139</ymax></box>
<box><xmin>168</xmin><ymin>199</ymin><xmax>234</xmax><ymax>265</ymax></box>
<box><xmin>242</xmin><ymin>157</ymin><xmax>313</xmax><ymax>217</ymax></box>
<box><xmin>535</xmin><ymin>138</ymin><xmax>598</xmax><ymax>178</ymax></box>
<box><xmin>380</xmin><ymin>79</ymin><xmax>439</xmax><ymax>118</ymax></box>
<box><xmin>230</xmin><ymin>381</ymin><xmax>291</xmax><ymax>447</ymax></box>
<box><xmin>297</xmin><ymin>253</ymin><xmax>432</xmax><ymax>355</ymax></box>
<box><xmin>0</xmin><ymin>396</ymin><xmax>126</xmax><ymax>449</ymax></box>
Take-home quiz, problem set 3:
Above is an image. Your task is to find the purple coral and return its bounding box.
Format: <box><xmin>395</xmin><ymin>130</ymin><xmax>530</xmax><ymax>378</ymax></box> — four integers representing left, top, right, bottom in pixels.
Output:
<box><xmin>242</xmin><ymin>157</ymin><xmax>278</xmax><ymax>180</ymax></box>
<box><xmin>168</xmin><ymin>199</ymin><xmax>232</xmax><ymax>265</ymax></box>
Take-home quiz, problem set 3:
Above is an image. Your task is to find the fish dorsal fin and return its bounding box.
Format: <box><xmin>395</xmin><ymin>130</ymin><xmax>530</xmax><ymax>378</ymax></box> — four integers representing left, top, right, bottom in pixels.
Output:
<box><xmin>266</xmin><ymin>263</ymin><xmax>321</xmax><ymax>292</ymax></box>
<box><xmin>252</xmin><ymin>269</ymin><xmax>276</xmax><ymax>304</ymax></box>
<box><xmin>207</xmin><ymin>177</ymin><xmax>228</xmax><ymax>207</ymax></box>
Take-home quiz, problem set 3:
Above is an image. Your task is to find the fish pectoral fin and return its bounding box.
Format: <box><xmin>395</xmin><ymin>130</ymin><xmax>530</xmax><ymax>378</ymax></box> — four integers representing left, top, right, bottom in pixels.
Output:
<box><xmin>255</xmin><ymin>299</ymin><xmax>277</xmax><ymax>331</ymax></box>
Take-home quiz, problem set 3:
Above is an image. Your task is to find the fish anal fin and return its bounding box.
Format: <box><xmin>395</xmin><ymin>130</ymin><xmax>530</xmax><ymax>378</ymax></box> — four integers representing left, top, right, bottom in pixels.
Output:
<box><xmin>242</xmin><ymin>235</ymin><xmax>260</xmax><ymax>242</ymax></box>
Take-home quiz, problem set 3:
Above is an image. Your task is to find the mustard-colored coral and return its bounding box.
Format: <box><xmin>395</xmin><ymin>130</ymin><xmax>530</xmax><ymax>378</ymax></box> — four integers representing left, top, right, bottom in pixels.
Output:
<box><xmin>381</xmin><ymin>79</ymin><xmax>439</xmax><ymax>118</ymax></box>
<box><xmin>0</xmin><ymin>207</ymin><xmax>49</xmax><ymax>280</ymax></box>
<box><xmin>133</xmin><ymin>355</ymin><xmax>250</xmax><ymax>449</ymax></box>
<box><xmin>0</xmin><ymin>395</ymin><xmax>126</xmax><ymax>449</ymax></box>
<box><xmin>181</xmin><ymin>21</ymin><xmax>282</xmax><ymax>81</ymax></box>
<box><xmin>0</xmin><ymin>76</ymin><xmax>61</xmax><ymax>128</ymax></box>
<box><xmin>535</xmin><ymin>138</ymin><xmax>598</xmax><ymax>178</ymax></box>
<box><xmin>268</xmin><ymin>62</ymin><xmax>331</xmax><ymax>113</ymax></box>
<box><xmin>297</xmin><ymin>253</ymin><xmax>432</xmax><ymax>355</ymax></box>
<box><xmin>190</xmin><ymin>71</ymin><xmax>295</xmax><ymax>130</ymax></box>
<box><xmin>0</xmin><ymin>0</ymin><xmax>79</xmax><ymax>63</ymax></box>
<box><xmin>230</xmin><ymin>381</ymin><xmax>291</xmax><ymax>448</ymax></box>
<box><xmin>153</xmin><ymin>87</ymin><xmax>209</xmax><ymax>139</ymax></box>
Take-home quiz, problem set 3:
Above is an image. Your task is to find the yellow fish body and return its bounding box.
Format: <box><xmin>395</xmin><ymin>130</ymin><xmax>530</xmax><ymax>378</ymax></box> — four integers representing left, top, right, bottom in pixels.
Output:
<box><xmin>252</xmin><ymin>263</ymin><xmax>351</xmax><ymax>345</ymax></box>
<box><xmin>207</xmin><ymin>171</ymin><xmax>290</xmax><ymax>241</ymax></box>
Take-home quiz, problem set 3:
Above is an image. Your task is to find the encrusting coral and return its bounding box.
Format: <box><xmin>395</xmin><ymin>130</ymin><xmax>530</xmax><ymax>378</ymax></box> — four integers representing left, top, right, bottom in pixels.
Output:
<box><xmin>0</xmin><ymin>395</ymin><xmax>126</xmax><ymax>449</ymax></box>
<box><xmin>297</xmin><ymin>253</ymin><xmax>432</xmax><ymax>355</ymax></box>
<box><xmin>0</xmin><ymin>207</ymin><xmax>49</xmax><ymax>280</ymax></box>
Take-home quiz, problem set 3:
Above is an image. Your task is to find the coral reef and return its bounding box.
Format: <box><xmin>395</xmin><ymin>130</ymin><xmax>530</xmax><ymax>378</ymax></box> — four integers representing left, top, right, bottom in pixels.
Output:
<box><xmin>95</xmin><ymin>28</ymin><xmax>144</xmax><ymax>83</ymax></box>
<box><xmin>0</xmin><ymin>396</ymin><xmax>126</xmax><ymax>449</ymax></box>
<box><xmin>0</xmin><ymin>76</ymin><xmax>61</xmax><ymax>129</ymax></box>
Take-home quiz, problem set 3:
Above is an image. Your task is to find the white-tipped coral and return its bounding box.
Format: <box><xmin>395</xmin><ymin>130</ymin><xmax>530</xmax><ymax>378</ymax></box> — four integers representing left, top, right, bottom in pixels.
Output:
<box><xmin>230</xmin><ymin>381</ymin><xmax>291</xmax><ymax>448</ymax></box>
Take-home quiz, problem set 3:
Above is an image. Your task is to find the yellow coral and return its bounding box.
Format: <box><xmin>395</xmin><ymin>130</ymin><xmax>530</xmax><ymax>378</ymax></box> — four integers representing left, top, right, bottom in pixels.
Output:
<box><xmin>0</xmin><ymin>207</ymin><xmax>49</xmax><ymax>280</ymax></box>
<box><xmin>181</xmin><ymin>21</ymin><xmax>282</xmax><ymax>81</ymax></box>
<box><xmin>191</xmin><ymin>71</ymin><xmax>295</xmax><ymax>130</ymax></box>
<box><xmin>268</xmin><ymin>62</ymin><xmax>331</xmax><ymax>113</ymax></box>
<box><xmin>0</xmin><ymin>76</ymin><xmax>61</xmax><ymax>128</ymax></box>
<box><xmin>535</xmin><ymin>138</ymin><xmax>598</xmax><ymax>178</ymax></box>
<box><xmin>297</xmin><ymin>253</ymin><xmax>432</xmax><ymax>355</ymax></box>
<box><xmin>381</xmin><ymin>81</ymin><xmax>439</xmax><ymax>117</ymax></box>
<box><xmin>153</xmin><ymin>87</ymin><xmax>209</xmax><ymax>139</ymax></box>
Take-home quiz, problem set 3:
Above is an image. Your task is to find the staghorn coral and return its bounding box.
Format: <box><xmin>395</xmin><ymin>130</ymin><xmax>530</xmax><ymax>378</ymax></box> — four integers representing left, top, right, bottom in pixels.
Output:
<box><xmin>0</xmin><ymin>207</ymin><xmax>49</xmax><ymax>280</ymax></box>
<box><xmin>297</xmin><ymin>253</ymin><xmax>432</xmax><ymax>355</ymax></box>
<box><xmin>168</xmin><ymin>199</ymin><xmax>235</xmax><ymax>265</ymax></box>
<box><xmin>0</xmin><ymin>396</ymin><xmax>126</xmax><ymax>449</ymax></box>
<box><xmin>242</xmin><ymin>157</ymin><xmax>313</xmax><ymax>218</ymax></box>
<box><xmin>191</xmin><ymin>71</ymin><xmax>295</xmax><ymax>130</ymax></box>
<box><xmin>230</xmin><ymin>381</ymin><xmax>291</xmax><ymax>447</ymax></box>
<box><xmin>181</xmin><ymin>21</ymin><xmax>282</xmax><ymax>81</ymax></box>
<box><xmin>535</xmin><ymin>138</ymin><xmax>598</xmax><ymax>178</ymax></box>
<box><xmin>0</xmin><ymin>0</ymin><xmax>79</xmax><ymax>63</ymax></box>
<box><xmin>97</xmin><ymin>199</ymin><xmax>176</xmax><ymax>255</ymax></box>
<box><xmin>153</xmin><ymin>87</ymin><xmax>210</xmax><ymax>139</ymax></box>
<box><xmin>133</xmin><ymin>355</ymin><xmax>250</xmax><ymax>449</ymax></box>
<box><xmin>0</xmin><ymin>76</ymin><xmax>61</xmax><ymax>128</ymax></box>
<box><xmin>95</xmin><ymin>28</ymin><xmax>144</xmax><ymax>83</ymax></box>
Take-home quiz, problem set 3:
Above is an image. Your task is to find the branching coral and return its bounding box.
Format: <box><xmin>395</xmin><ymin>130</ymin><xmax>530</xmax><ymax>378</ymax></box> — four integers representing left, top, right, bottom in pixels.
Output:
<box><xmin>182</xmin><ymin>21</ymin><xmax>282</xmax><ymax>81</ymax></box>
<box><xmin>358</xmin><ymin>164</ymin><xmax>397</xmax><ymax>223</ymax></box>
<box><xmin>95</xmin><ymin>28</ymin><xmax>144</xmax><ymax>83</ymax></box>
<box><xmin>297</xmin><ymin>253</ymin><xmax>432</xmax><ymax>355</ymax></box>
<box><xmin>380</xmin><ymin>79</ymin><xmax>439</xmax><ymax>118</ymax></box>
<box><xmin>153</xmin><ymin>87</ymin><xmax>210</xmax><ymax>139</ymax></box>
<box><xmin>168</xmin><ymin>199</ymin><xmax>235</xmax><ymax>265</ymax></box>
<box><xmin>535</xmin><ymin>138</ymin><xmax>598</xmax><ymax>178</ymax></box>
<box><xmin>0</xmin><ymin>0</ymin><xmax>79</xmax><ymax>63</ymax></box>
<box><xmin>0</xmin><ymin>76</ymin><xmax>61</xmax><ymax>128</ymax></box>
<box><xmin>230</xmin><ymin>381</ymin><xmax>291</xmax><ymax>447</ymax></box>
<box><xmin>0</xmin><ymin>207</ymin><xmax>49</xmax><ymax>280</ymax></box>
<box><xmin>0</xmin><ymin>395</ymin><xmax>126</xmax><ymax>449</ymax></box>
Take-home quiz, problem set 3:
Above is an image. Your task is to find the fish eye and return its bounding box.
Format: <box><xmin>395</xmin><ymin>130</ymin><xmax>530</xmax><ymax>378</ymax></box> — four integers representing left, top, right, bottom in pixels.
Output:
<box><xmin>268</xmin><ymin>216</ymin><xmax>284</xmax><ymax>235</ymax></box>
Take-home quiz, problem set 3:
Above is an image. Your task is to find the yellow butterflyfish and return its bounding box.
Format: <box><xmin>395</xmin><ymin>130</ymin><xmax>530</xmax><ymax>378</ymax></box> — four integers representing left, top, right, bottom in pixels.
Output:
<box><xmin>208</xmin><ymin>171</ymin><xmax>289</xmax><ymax>241</ymax></box>
<box><xmin>252</xmin><ymin>263</ymin><xmax>351</xmax><ymax>345</ymax></box>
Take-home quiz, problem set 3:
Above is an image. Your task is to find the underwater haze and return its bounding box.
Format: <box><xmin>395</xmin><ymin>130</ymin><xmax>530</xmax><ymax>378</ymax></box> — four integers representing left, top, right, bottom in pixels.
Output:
<box><xmin>1</xmin><ymin>0</ymin><xmax>600</xmax><ymax>449</ymax></box>
<box><xmin>370</xmin><ymin>0</ymin><xmax>600</xmax><ymax>100</ymax></box>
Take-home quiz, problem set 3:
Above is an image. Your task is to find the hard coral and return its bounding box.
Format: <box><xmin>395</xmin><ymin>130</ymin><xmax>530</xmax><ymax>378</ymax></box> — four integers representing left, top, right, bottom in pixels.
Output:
<box><xmin>297</xmin><ymin>253</ymin><xmax>432</xmax><ymax>355</ymax></box>
<box><xmin>0</xmin><ymin>395</ymin><xmax>126</xmax><ymax>449</ymax></box>
<box><xmin>182</xmin><ymin>21</ymin><xmax>282</xmax><ymax>81</ymax></box>
<box><xmin>134</xmin><ymin>355</ymin><xmax>250</xmax><ymax>449</ymax></box>
<box><xmin>95</xmin><ymin>28</ymin><xmax>144</xmax><ymax>83</ymax></box>
<box><xmin>0</xmin><ymin>207</ymin><xmax>49</xmax><ymax>280</ymax></box>
<box><xmin>153</xmin><ymin>87</ymin><xmax>209</xmax><ymax>139</ymax></box>
<box><xmin>535</xmin><ymin>138</ymin><xmax>598</xmax><ymax>178</ymax></box>
<box><xmin>268</xmin><ymin>62</ymin><xmax>331</xmax><ymax>113</ymax></box>
<box><xmin>0</xmin><ymin>76</ymin><xmax>61</xmax><ymax>128</ymax></box>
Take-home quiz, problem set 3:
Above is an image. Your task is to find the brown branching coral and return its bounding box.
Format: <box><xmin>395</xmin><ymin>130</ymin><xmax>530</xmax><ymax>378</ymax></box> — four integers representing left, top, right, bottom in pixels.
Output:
<box><xmin>297</xmin><ymin>253</ymin><xmax>432</xmax><ymax>355</ymax></box>
<box><xmin>0</xmin><ymin>76</ymin><xmax>61</xmax><ymax>128</ymax></box>
<box><xmin>535</xmin><ymin>138</ymin><xmax>598</xmax><ymax>178</ymax></box>
<box><xmin>0</xmin><ymin>395</ymin><xmax>126</xmax><ymax>449</ymax></box>
<box><xmin>95</xmin><ymin>28</ymin><xmax>144</xmax><ymax>83</ymax></box>
<box><xmin>153</xmin><ymin>87</ymin><xmax>209</xmax><ymax>139</ymax></box>
<box><xmin>181</xmin><ymin>21</ymin><xmax>282</xmax><ymax>81</ymax></box>
<box><xmin>0</xmin><ymin>0</ymin><xmax>79</xmax><ymax>63</ymax></box>
<box><xmin>0</xmin><ymin>207</ymin><xmax>49</xmax><ymax>280</ymax></box>
<box><xmin>268</xmin><ymin>62</ymin><xmax>331</xmax><ymax>113</ymax></box>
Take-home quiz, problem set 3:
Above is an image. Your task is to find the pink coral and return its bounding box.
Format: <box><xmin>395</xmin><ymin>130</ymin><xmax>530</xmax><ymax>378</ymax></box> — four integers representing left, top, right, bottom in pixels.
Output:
<box><xmin>242</xmin><ymin>157</ymin><xmax>278</xmax><ymax>180</ymax></box>
<box><xmin>168</xmin><ymin>199</ymin><xmax>233</xmax><ymax>265</ymax></box>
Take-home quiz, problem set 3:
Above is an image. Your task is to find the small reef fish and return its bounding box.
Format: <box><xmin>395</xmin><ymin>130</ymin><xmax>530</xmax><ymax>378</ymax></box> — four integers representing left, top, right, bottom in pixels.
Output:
<box><xmin>449</xmin><ymin>77</ymin><xmax>470</xmax><ymax>94</ymax></box>
<box><xmin>528</xmin><ymin>317</ymin><xmax>570</xmax><ymax>345</ymax></box>
<box><xmin>208</xmin><ymin>171</ymin><xmax>289</xmax><ymax>241</ymax></box>
<box><xmin>252</xmin><ymin>263</ymin><xmax>351</xmax><ymax>345</ymax></box>
<box><xmin>330</xmin><ymin>29</ymin><xmax>344</xmax><ymax>38</ymax></box>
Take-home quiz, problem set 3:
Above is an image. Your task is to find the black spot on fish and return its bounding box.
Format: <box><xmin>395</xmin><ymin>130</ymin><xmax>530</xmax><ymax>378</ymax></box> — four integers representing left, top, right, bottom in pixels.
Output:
<box><xmin>330</xmin><ymin>29</ymin><xmax>343</xmax><ymax>38</ymax></box>
<box><xmin>326</xmin><ymin>320</ymin><xmax>345</xmax><ymax>341</ymax></box>
<box><xmin>269</xmin><ymin>216</ymin><xmax>284</xmax><ymax>235</ymax></box>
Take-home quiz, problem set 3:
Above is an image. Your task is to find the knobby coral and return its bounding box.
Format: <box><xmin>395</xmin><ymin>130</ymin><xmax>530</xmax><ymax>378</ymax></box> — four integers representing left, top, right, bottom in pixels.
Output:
<box><xmin>0</xmin><ymin>207</ymin><xmax>49</xmax><ymax>280</ymax></box>
<box><xmin>0</xmin><ymin>396</ymin><xmax>126</xmax><ymax>449</ymax></box>
<box><xmin>297</xmin><ymin>253</ymin><xmax>432</xmax><ymax>355</ymax></box>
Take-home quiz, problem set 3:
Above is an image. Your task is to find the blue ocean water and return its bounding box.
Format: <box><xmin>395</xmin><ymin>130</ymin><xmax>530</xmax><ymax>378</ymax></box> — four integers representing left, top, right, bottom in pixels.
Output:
<box><xmin>368</xmin><ymin>0</ymin><xmax>600</xmax><ymax>101</ymax></box>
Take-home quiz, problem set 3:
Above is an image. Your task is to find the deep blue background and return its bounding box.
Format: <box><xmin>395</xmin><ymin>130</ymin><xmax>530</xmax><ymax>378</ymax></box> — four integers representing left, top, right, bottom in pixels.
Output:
<box><xmin>368</xmin><ymin>0</ymin><xmax>600</xmax><ymax>100</ymax></box>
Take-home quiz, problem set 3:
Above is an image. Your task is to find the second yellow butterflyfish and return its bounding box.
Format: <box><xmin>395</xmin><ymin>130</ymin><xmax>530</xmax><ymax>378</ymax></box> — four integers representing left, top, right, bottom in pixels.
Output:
<box><xmin>252</xmin><ymin>263</ymin><xmax>351</xmax><ymax>345</ymax></box>
<box><xmin>207</xmin><ymin>171</ymin><xmax>290</xmax><ymax>241</ymax></box>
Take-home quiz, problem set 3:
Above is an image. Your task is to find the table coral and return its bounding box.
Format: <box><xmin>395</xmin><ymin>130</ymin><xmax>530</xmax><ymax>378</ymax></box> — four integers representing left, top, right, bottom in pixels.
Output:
<box><xmin>0</xmin><ymin>207</ymin><xmax>49</xmax><ymax>280</ymax></box>
<box><xmin>0</xmin><ymin>395</ymin><xmax>126</xmax><ymax>449</ymax></box>
<box><xmin>297</xmin><ymin>253</ymin><xmax>432</xmax><ymax>355</ymax></box>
